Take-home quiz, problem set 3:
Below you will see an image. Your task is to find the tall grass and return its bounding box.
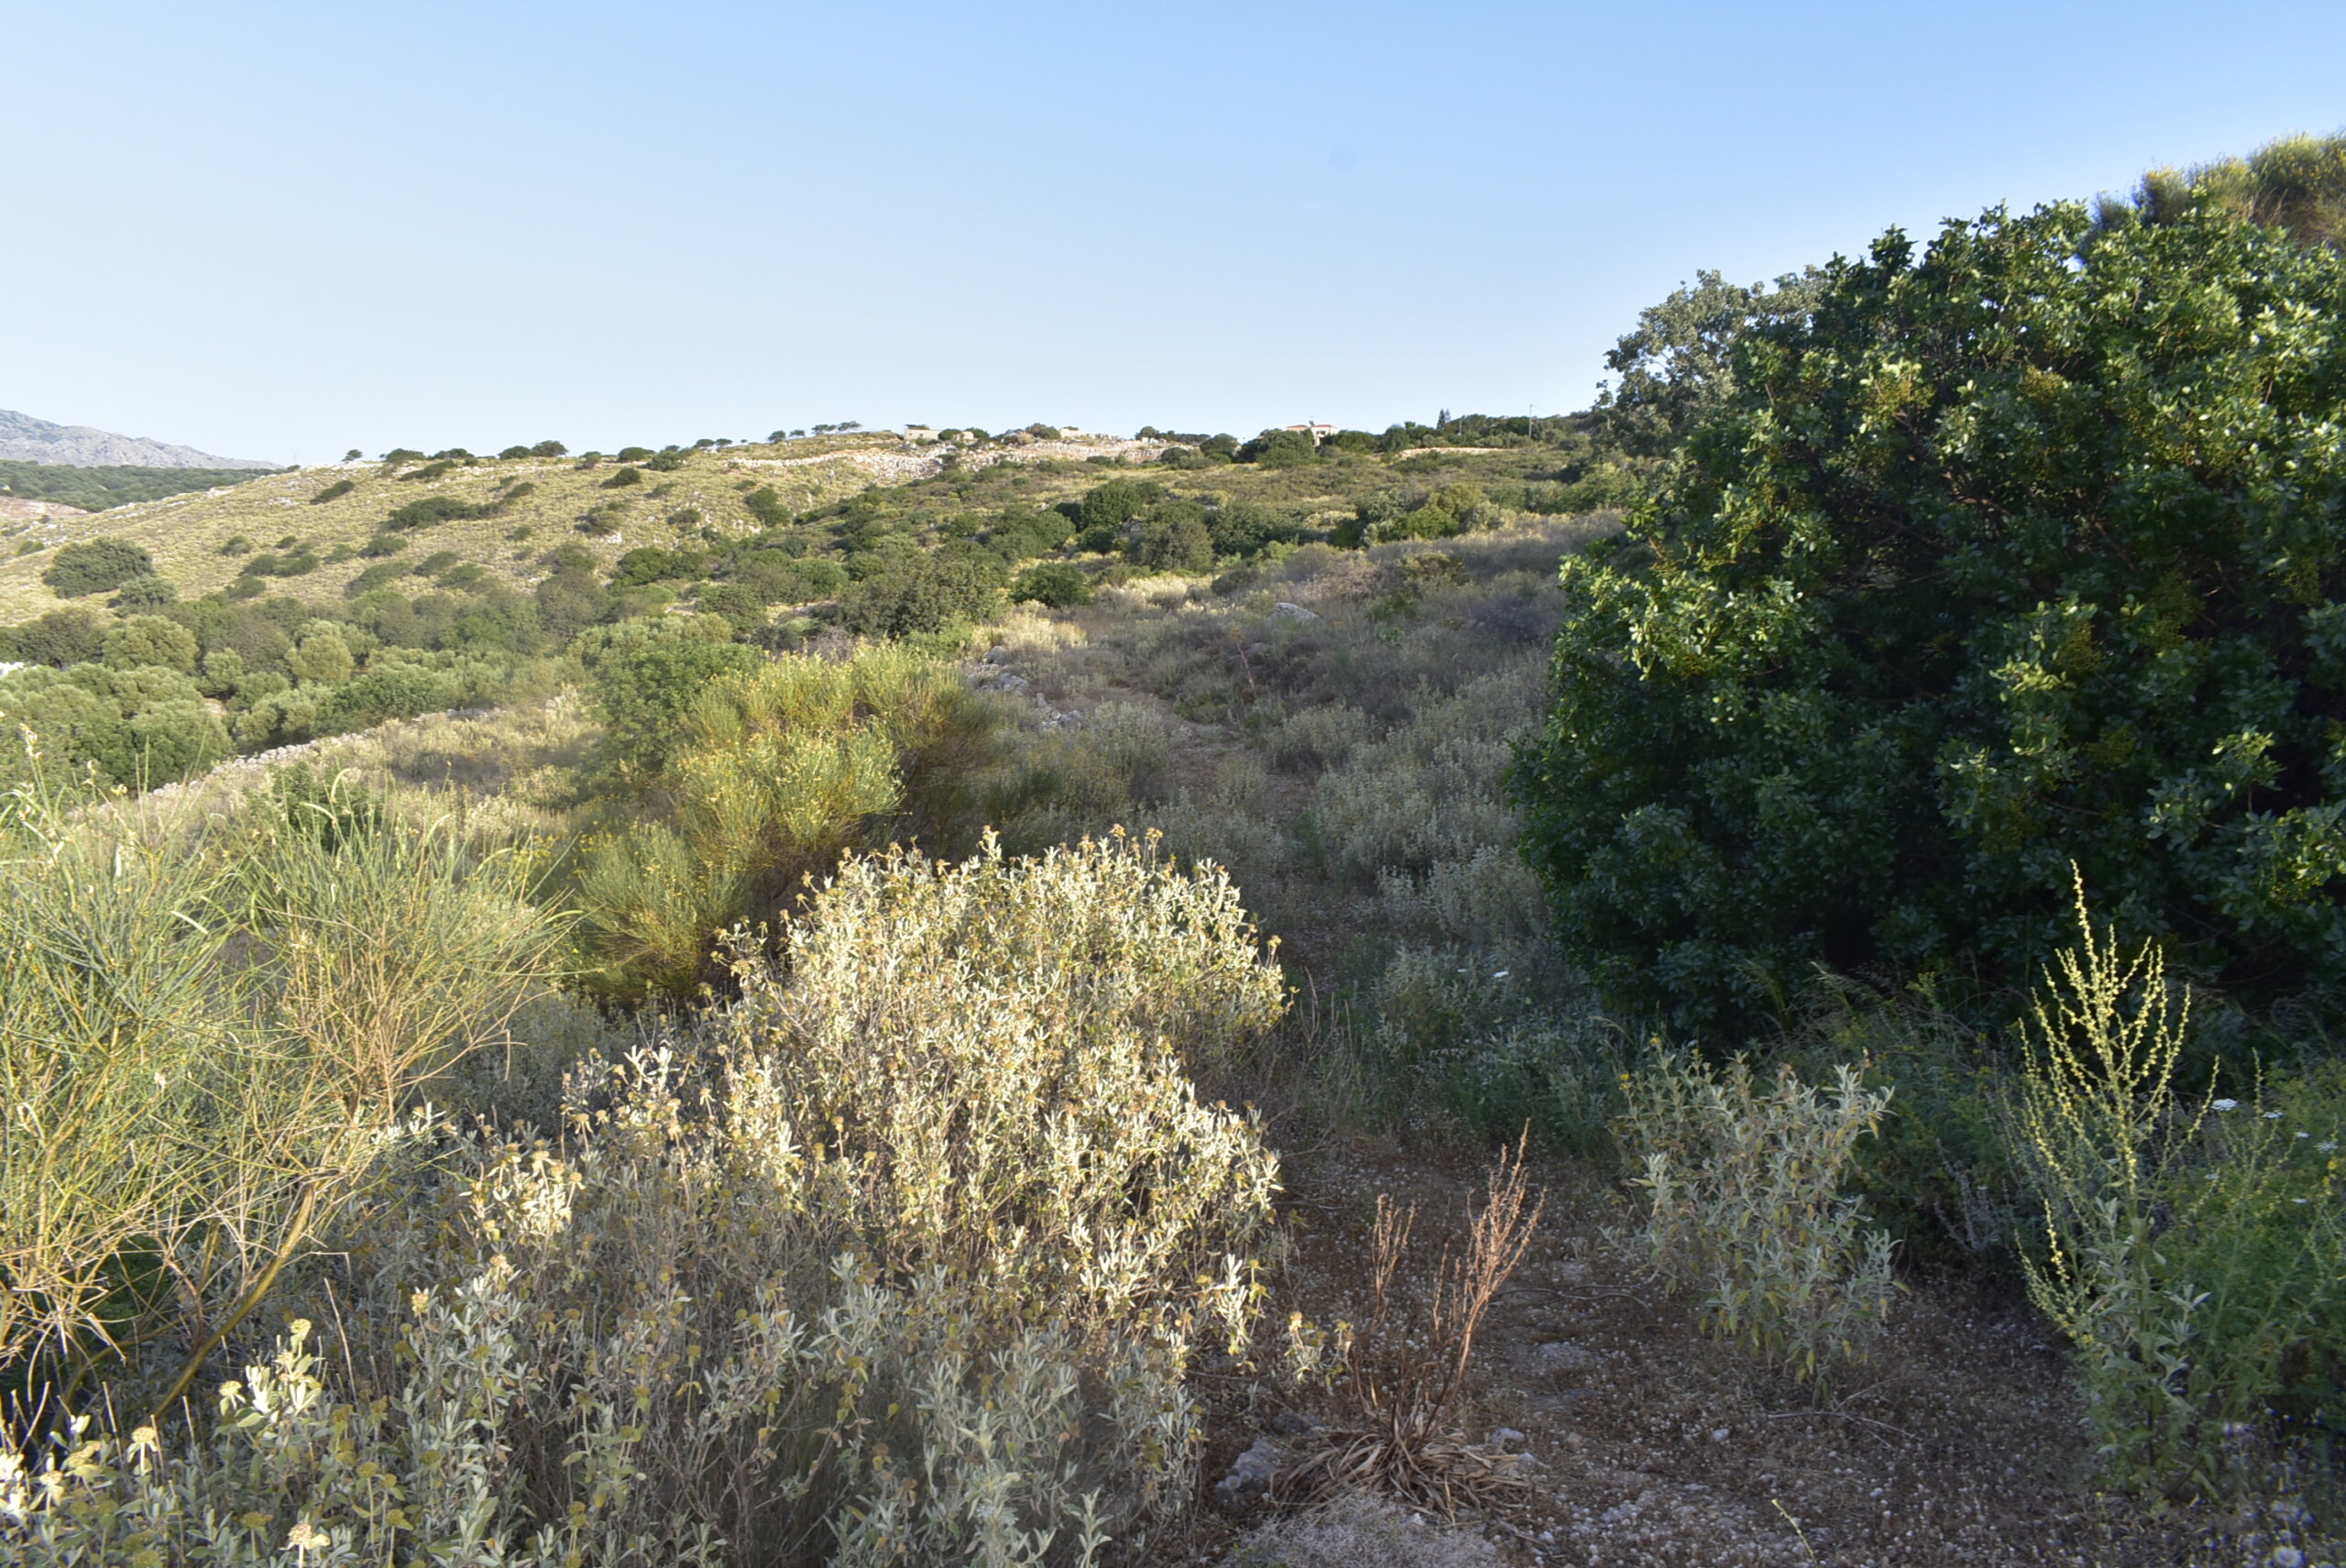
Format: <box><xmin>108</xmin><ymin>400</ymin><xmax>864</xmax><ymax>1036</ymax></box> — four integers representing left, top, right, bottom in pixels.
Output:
<box><xmin>0</xmin><ymin>757</ymin><xmax>566</xmax><ymax>1428</ymax></box>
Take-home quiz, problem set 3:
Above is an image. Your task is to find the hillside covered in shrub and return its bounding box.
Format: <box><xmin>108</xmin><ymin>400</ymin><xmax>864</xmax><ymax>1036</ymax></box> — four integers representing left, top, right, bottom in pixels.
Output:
<box><xmin>6</xmin><ymin>133</ymin><xmax>2346</xmax><ymax>1568</ymax></box>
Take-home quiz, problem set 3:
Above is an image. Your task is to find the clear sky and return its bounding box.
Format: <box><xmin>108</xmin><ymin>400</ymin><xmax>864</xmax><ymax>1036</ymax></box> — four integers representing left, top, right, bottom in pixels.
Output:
<box><xmin>5</xmin><ymin>1</ymin><xmax>2342</xmax><ymax>465</ymax></box>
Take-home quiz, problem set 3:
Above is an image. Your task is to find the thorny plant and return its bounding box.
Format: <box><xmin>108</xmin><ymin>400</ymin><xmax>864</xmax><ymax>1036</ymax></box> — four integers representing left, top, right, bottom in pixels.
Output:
<box><xmin>1281</xmin><ymin>1138</ymin><xmax>1545</xmax><ymax>1516</ymax></box>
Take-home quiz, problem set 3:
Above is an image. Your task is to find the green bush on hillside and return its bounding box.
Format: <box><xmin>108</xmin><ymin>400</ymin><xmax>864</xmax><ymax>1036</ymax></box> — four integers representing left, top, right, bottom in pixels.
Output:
<box><xmin>1012</xmin><ymin>561</ymin><xmax>1092</xmax><ymax>608</ymax></box>
<box><xmin>108</xmin><ymin>575</ymin><xmax>178</xmax><ymax>611</ymax></box>
<box><xmin>838</xmin><ymin>547</ymin><xmax>1006</xmax><ymax>639</ymax></box>
<box><xmin>574</xmin><ymin>645</ymin><xmax>1002</xmax><ymax>998</ymax></box>
<box><xmin>1080</xmin><ymin>477</ymin><xmax>1164</xmax><ymax>531</ymax></box>
<box><xmin>1515</xmin><ymin>197</ymin><xmax>2346</xmax><ymax>1034</ymax></box>
<box><xmin>384</xmin><ymin>494</ymin><xmax>499</xmax><ymax>532</ymax></box>
<box><xmin>41</xmin><ymin>538</ymin><xmax>156</xmax><ymax>598</ymax></box>
<box><xmin>310</xmin><ymin>478</ymin><xmax>356</xmax><ymax>505</ymax></box>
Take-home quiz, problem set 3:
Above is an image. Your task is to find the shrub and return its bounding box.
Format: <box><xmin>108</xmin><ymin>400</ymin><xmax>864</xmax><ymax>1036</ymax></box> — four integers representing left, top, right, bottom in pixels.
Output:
<box><xmin>327</xmin><ymin>663</ymin><xmax>458</xmax><ymax>726</ymax></box>
<box><xmin>583</xmin><ymin>620</ymin><xmax>762</xmax><ymax>779</ymax></box>
<box><xmin>217</xmin><ymin>534</ymin><xmax>253</xmax><ymax>554</ymax></box>
<box><xmin>285</xmin><ymin>623</ymin><xmax>356</xmax><ymax>685</ymax></box>
<box><xmin>107</xmin><ymin>575</ymin><xmax>178</xmax><ymax>612</ymax></box>
<box><xmin>1080</xmin><ymin>477</ymin><xmax>1163</xmax><ymax>531</ymax></box>
<box><xmin>344</xmin><ymin>561</ymin><xmax>413</xmax><ymax>597</ymax></box>
<box><xmin>1516</xmin><ymin>198</ymin><xmax>2346</xmax><ymax>1035</ymax></box>
<box><xmin>1132</xmin><ymin>505</ymin><xmax>1213</xmax><ymax>573</ymax></box>
<box><xmin>385</xmin><ymin>495</ymin><xmax>499</xmax><ymax>531</ymax></box>
<box><xmin>610</xmin><ymin>545</ymin><xmax>706</xmax><ymax>587</ymax></box>
<box><xmin>743</xmin><ymin>484</ymin><xmax>790</xmax><ymax>528</ymax></box>
<box><xmin>533</xmin><ymin>565</ymin><xmax>609</xmax><ymax>640</ymax></box>
<box><xmin>309</xmin><ymin>478</ymin><xmax>356</xmax><ymax>505</ymax></box>
<box><xmin>1012</xmin><ymin>561</ymin><xmax>1092</xmax><ymax>608</ymax></box>
<box><xmin>5</xmin><ymin>834</ymin><xmax>1278</xmax><ymax>1565</ymax></box>
<box><xmin>7</xmin><ymin>605</ymin><xmax>105</xmax><ymax>666</ymax></box>
<box><xmin>695</xmin><ymin>581</ymin><xmax>767</xmax><ymax>629</ymax></box>
<box><xmin>41</xmin><ymin>539</ymin><xmax>156</xmax><ymax>598</ymax></box>
<box><xmin>1206</xmin><ymin>498</ymin><xmax>1298</xmax><ymax>556</ymax></box>
<box><xmin>839</xmin><ymin>549</ymin><xmax>1006</xmax><ymax>640</ymax></box>
<box><xmin>101</xmin><ymin>615</ymin><xmax>198</xmax><ymax>674</ymax></box>
<box><xmin>529</xmin><ymin>439</ymin><xmax>567</xmax><ymax>457</ymax></box>
<box><xmin>574</xmin><ymin>646</ymin><xmax>1001</xmax><ymax>998</ymax></box>
<box><xmin>987</xmin><ymin>508</ymin><xmax>1074</xmax><ymax>560</ymax></box>
<box><xmin>600</xmin><ymin>465</ymin><xmax>644</xmax><ymax>489</ymax></box>
<box><xmin>644</xmin><ymin>450</ymin><xmax>685</xmax><ymax>472</ymax></box>
<box><xmin>1236</xmin><ymin>428</ymin><xmax>1317</xmax><ymax>467</ymax></box>
<box><xmin>2016</xmin><ymin>884</ymin><xmax>2346</xmax><ymax>1497</ymax></box>
<box><xmin>1621</xmin><ymin>1048</ymin><xmax>1896</xmax><ymax>1383</ymax></box>
<box><xmin>0</xmin><ymin>773</ymin><xmax>565</xmax><ymax>1420</ymax></box>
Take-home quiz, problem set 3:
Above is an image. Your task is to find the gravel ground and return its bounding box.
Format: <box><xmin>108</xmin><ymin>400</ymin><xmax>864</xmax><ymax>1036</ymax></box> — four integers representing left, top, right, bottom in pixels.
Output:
<box><xmin>1183</xmin><ymin>1140</ymin><xmax>2342</xmax><ymax>1568</ymax></box>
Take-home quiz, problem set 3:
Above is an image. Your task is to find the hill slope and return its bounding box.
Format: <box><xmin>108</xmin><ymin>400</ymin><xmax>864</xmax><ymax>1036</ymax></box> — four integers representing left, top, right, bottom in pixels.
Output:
<box><xmin>0</xmin><ymin>431</ymin><xmax>1178</xmax><ymax>620</ymax></box>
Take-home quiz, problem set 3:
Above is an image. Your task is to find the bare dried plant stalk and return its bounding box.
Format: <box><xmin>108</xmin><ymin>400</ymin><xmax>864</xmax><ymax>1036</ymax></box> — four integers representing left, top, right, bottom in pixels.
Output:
<box><xmin>1282</xmin><ymin>1135</ymin><xmax>1544</xmax><ymax>1515</ymax></box>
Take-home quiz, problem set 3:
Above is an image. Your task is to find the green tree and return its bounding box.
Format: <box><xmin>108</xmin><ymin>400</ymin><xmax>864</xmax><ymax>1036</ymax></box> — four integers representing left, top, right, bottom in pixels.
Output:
<box><xmin>10</xmin><ymin>609</ymin><xmax>107</xmax><ymax>668</ymax></box>
<box><xmin>109</xmin><ymin>576</ymin><xmax>179</xmax><ymax>611</ymax></box>
<box><xmin>1132</xmin><ymin>506</ymin><xmax>1213</xmax><ymax>572</ymax></box>
<box><xmin>534</xmin><ymin>565</ymin><xmax>609</xmax><ymax>640</ymax></box>
<box><xmin>585</xmin><ymin>620</ymin><xmax>762</xmax><ymax>779</ymax></box>
<box><xmin>1011</xmin><ymin>562</ymin><xmax>1092</xmax><ymax>608</ymax></box>
<box><xmin>1080</xmin><ymin>477</ymin><xmax>1165</xmax><ymax>532</ymax></box>
<box><xmin>101</xmin><ymin>616</ymin><xmax>199</xmax><ymax>675</ymax></box>
<box><xmin>1237</xmin><ymin>429</ymin><xmax>1317</xmax><ymax>467</ymax></box>
<box><xmin>838</xmin><ymin>549</ymin><xmax>1006</xmax><ymax>639</ymax></box>
<box><xmin>1593</xmin><ymin>268</ymin><xmax>1823</xmax><ymax>460</ymax></box>
<box><xmin>42</xmin><ymin>540</ymin><xmax>157</xmax><ymax>598</ymax></box>
<box><xmin>1515</xmin><ymin>199</ymin><xmax>2346</xmax><ymax>1035</ymax></box>
<box><xmin>286</xmin><ymin>624</ymin><xmax>356</xmax><ymax>685</ymax></box>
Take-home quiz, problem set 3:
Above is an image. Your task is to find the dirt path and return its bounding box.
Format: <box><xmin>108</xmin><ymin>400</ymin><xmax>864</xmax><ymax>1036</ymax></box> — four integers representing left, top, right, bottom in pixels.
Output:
<box><xmin>1191</xmin><ymin>1140</ymin><xmax>2329</xmax><ymax>1568</ymax></box>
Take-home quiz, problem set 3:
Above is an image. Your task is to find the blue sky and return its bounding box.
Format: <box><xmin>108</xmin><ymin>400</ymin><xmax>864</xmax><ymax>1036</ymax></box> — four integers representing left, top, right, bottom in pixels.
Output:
<box><xmin>5</xmin><ymin>1</ymin><xmax>2342</xmax><ymax>465</ymax></box>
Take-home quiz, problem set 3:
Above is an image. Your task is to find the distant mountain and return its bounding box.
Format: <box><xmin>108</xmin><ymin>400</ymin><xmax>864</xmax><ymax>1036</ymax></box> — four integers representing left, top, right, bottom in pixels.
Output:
<box><xmin>0</xmin><ymin>409</ymin><xmax>277</xmax><ymax>469</ymax></box>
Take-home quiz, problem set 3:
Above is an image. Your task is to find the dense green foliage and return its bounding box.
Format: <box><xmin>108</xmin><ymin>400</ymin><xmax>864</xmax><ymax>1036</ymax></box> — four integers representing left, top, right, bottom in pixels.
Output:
<box><xmin>574</xmin><ymin>640</ymin><xmax>1002</xmax><ymax>998</ymax></box>
<box><xmin>1517</xmin><ymin>197</ymin><xmax>2346</xmax><ymax>1034</ymax></box>
<box><xmin>0</xmin><ymin>462</ymin><xmax>276</xmax><ymax>513</ymax></box>
<box><xmin>40</xmin><ymin>538</ymin><xmax>157</xmax><ymax>598</ymax></box>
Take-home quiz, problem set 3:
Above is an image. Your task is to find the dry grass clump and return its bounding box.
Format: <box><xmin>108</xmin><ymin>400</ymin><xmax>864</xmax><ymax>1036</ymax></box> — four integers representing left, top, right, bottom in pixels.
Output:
<box><xmin>6</xmin><ymin>832</ymin><xmax>1288</xmax><ymax>1566</ymax></box>
<box><xmin>1279</xmin><ymin>1143</ymin><xmax>1543</xmax><ymax>1517</ymax></box>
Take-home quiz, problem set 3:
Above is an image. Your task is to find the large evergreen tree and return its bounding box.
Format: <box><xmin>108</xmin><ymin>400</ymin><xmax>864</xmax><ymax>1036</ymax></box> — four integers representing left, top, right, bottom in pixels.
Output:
<box><xmin>1514</xmin><ymin>197</ymin><xmax>2346</xmax><ymax>1035</ymax></box>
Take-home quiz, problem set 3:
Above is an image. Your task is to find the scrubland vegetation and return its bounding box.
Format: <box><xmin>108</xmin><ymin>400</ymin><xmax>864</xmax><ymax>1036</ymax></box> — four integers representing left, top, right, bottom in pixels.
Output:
<box><xmin>5</xmin><ymin>134</ymin><xmax>2346</xmax><ymax>1565</ymax></box>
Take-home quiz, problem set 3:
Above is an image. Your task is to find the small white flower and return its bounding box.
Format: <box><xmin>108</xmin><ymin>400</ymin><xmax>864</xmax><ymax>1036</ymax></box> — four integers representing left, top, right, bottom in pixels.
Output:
<box><xmin>2319</xmin><ymin>1142</ymin><xmax>2339</xmax><ymax>1154</ymax></box>
<box><xmin>2212</xmin><ymin>1099</ymin><xmax>2239</xmax><ymax>1113</ymax></box>
<box><xmin>2265</xmin><ymin>1110</ymin><xmax>2285</xmax><ymax>1120</ymax></box>
<box><xmin>1491</xmin><ymin>970</ymin><xmax>1510</xmax><ymax>980</ymax></box>
<box><xmin>2297</xmin><ymin>1131</ymin><xmax>2310</xmax><ymax>1139</ymax></box>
